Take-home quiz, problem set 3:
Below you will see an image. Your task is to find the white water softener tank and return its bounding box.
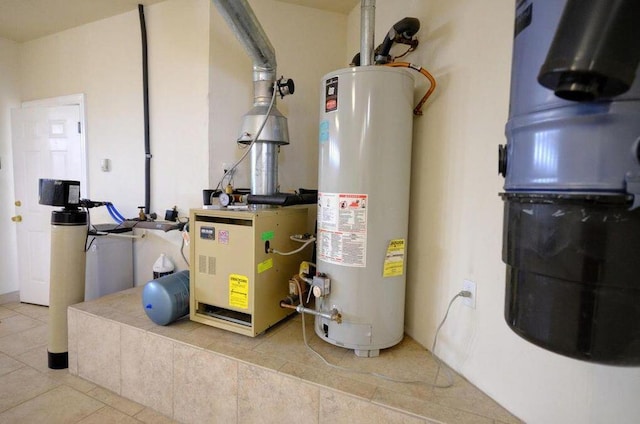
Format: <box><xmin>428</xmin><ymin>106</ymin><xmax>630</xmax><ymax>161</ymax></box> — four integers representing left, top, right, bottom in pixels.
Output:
<box><xmin>316</xmin><ymin>66</ymin><xmax>414</xmax><ymax>357</ymax></box>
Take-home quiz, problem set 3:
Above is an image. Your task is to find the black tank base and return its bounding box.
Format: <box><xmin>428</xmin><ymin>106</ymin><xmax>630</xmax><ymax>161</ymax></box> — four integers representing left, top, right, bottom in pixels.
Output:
<box><xmin>505</xmin><ymin>266</ymin><xmax>640</xmax><ymax>365</ymax></box>
<box><xmin>501</xmin><ymin>193</ymin><xmax>640</xmax><ymax>365</ymax></box>
<box><xmin>48</xmin><ymin>351</ymin><xmax>68</xmax><ymax>370</ymax></box>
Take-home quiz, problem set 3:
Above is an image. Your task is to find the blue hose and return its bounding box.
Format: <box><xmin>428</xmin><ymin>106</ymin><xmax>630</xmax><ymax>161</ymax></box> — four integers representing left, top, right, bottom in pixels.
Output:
<box><xmin>106</xmin><ymin>203</ymin><xmax>124</xmax><ymax>224</ymax></box>
<box><xmin>107</xmin><ymin>202</ymin><xmax>126</xmax><ymax>222</ymax></box>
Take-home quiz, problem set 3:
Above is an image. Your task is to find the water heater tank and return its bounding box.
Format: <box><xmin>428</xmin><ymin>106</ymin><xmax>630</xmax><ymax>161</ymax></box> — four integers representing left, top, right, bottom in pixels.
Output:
<box><xmin>501</xmin><ymin>0</ymin><xmax>640</xmax><ymax>364</ymax></box>
<box><xmin>316</xmin><ymin>66</ymin><xmax>414</xmax><ymax>357</ymax></box>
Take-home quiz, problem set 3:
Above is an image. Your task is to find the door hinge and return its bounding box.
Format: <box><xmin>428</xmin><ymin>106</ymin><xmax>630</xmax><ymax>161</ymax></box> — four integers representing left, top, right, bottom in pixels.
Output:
<box><xmin>77</xmin><ymin>122</ymin><xmax>81</xmax><ymax>134</ymax></box>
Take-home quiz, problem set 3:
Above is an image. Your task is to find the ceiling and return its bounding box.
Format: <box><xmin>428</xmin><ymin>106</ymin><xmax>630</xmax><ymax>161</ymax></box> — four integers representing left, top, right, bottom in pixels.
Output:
<box><xmin>278</xmin><ymin>0</ymin><xmax>359</xmax><ymax>15</ymax></box>
<box><xmin>0</xmin><ymin>0</ymin><xmax>360</xmax><ymax>43</ymax></box>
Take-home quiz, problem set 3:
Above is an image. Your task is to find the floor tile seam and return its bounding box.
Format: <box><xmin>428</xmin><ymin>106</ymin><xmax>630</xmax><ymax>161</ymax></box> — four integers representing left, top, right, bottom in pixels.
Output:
<box><xmin>370</xmin><ymin>384</ymin><xmax>505</xmax><ymax>424</ymax></box>
<box><xmin>148</xmin><ymin>328</ymin><xmax>211</xmax><ymax>352</ymax></box>
<box><xmin>84</xmin><ymin>386</ymin><xmax>145</xmax><ymax>418</ymax></box>
<box><xmin>59</xmin><ymin>387</ymin><xmax>111</xmax><ymax>424</ymax></box>
<box><xmin>75</xmin><ymin>306</ymin><xmax>290</xmax><ymax>370</ymax></box>
<box><xmin>277</xmin><ymin>363</ymin><xmax>377</xmax><ymax>402</ymax></box>
<box><xmin>0</xmin><ymin>382</ymin><xmax>75</xmax><ymax>416</ymax></box>
<box><xmin>316</xmin><ymin>386</ymin><xmax>436</xmax><ymax>423</ymax></box>
<box><xmin>213</xmin><ymin>345</ymin><xmax>286</xmax><ymax>374</ymax></box>
<box><xmin>141</xmin><ymin>326</ymin><xmax>262</xmax><ymax>373</ymax></box>
<box><xmin>76</xmin><ymin>308</ymin><xmax>505</xmax><ymax>422</ymax></box>
<box><xmin>115</xmin><ymin>319</ymin><xmax>202</xmax><ymax>420</ymax></box>
<box><xmin>77</xmin><ymin>405</ymin><xmax>114</xmax><ymax>423</ymax></box>
<box><xmin>245</xmin><ymin>361</ymin><xmax>378</xmax><ymax>407</ymax></box>
<box><xmin>0</xmin><ymin>309</ymin><xmax>19</xmax><ymax>319</ymax></box>
<box><xmin>11</xmin><ymin>345</ymin><xmax>47</xmax><ymax>369</ymax></box>
<box><xmin>426</xmin><ymin>392</ymin><xmax>511</xmax><ymax>422</ymax></box>
<box><xmin>13</xmin><ymin>304</ymin><xmax>47</xmax><ymax>314</ymax></box>
<box><xmin>1</xmin><ymin>302</ymin><xmax>23</xmax><ymax>311</ymax></box>
<box><xmin>0</xmin><ymin>319</ymin><xmax>43</xmax><ymax>339</ymax></box>
<box><xmin>279</xmin><ymin>361</ymin><xmax>378</xmax><ymax>401</ymax></box>
<box><xmin>170</xmin><ymin>341</ymin><xmax>237</xmax><ymax>423</ymax></box>
<box><xmin>133</xmin><ymin>407</ymin><xmax>175</xmax><ymax>423</ymax></box>
<box><xmin>367</xmin><ymin>385</ymin><xmax>448</xmax><ymax>423</ymax></box>
<box><xmin>133</xmin><ymin>321</ymin><xmax>389</xmax><ymax>407</ymax></box>
<box><xmin>115</xmin><ymin>331</ymin><xmax>161</xmax><ymax>418</ymax></box>
<box><xmin>0</xmin><ymin>362</ymin><xmax>26</xmax><ymax>377</ymax></box>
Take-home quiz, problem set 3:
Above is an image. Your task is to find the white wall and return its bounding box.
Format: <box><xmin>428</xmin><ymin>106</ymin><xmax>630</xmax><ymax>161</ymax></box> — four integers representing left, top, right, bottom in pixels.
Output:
<box><xmin>209</xmin><ymin>0</ymin><xmax>347</xmax><ymax>192</ymax></box>
<box><xmin>347</xmin><ymin>2</ymin><xmax>640</xmax><ymax>423</ymax></box>
<box><xmin>20</xmin><ymin>10</ymin><xmax>143</xmax><ymax>211</ymax></box>
<box><xmin>128</xmin><ymin>0</ymin><xmax>210</xmax><ymax>282</ymax></box>
<box><xmin>16</xmin><ymin>0</ymin><xmax>346</xmax><ymax>284</ymax></box>
<box><xmin>0</xmin><ymin>37</ymin><xmax>20</xmax><ymax>295</ymax></box>
<box><xmin>19</xmin><ymin>0</ymin><xmax>210</xmax><ymax>283</ymax></box>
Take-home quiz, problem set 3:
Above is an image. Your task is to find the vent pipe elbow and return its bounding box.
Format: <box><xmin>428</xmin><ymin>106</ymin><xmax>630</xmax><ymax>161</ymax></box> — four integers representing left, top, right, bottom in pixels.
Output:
<box><xmin>212</xmin><ymin>0</ymin><xmax>277</xmax><ymax>91</ymax></box>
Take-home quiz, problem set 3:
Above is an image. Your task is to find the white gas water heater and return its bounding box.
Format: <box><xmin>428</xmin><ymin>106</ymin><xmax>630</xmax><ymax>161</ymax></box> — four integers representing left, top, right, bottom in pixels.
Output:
<box><xmin>314</xmin><ymin>1</ymin><xmax>425</xmax><ymax>357</ymax></box>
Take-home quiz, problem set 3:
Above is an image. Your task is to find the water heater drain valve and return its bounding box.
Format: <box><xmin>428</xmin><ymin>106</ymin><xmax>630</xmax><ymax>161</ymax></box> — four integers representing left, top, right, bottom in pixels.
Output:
<box><xmin>312</xmin><ymin>275</ymin><xmax>331</xmax><ymax>298</ymax></box>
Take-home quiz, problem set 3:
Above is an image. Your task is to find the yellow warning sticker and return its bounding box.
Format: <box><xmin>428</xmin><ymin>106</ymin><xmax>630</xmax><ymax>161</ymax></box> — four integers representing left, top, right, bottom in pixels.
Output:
<box><xmin>383</xmin><ymin>239</ymin><xmax>405</xmax><ymax>277</ymax></box>
<box><xmin>257</xmin><ymin>258</ymin><xmax>273</xmax><ymax>274</ymax></box>
<box><xmin>229</xmin><ymin>274</ymin><xmax>249</xmax><ymax>309</ymax></box>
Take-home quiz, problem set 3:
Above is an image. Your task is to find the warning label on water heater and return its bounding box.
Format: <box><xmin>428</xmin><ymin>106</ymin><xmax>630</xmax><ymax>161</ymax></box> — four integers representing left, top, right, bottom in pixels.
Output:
<box><xmin>325</xmin><ymin>77</ymin><xmax>338</xmax><ymax>112</ymax></box>
<box><xmin>383</xmin><ymin>239</ymin><xmax>405</xmax><ymax>277</ymax></box>
<box><xmin>317</xmin><ymin>192</ymin><xmax>367</xmax><ymax>267</ymax></box>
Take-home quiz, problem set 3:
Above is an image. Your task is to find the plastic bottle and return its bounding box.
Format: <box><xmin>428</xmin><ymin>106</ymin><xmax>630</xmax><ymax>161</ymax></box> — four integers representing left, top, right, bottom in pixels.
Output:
<box><xmin>142</xmin><ymin>270</ymin><xmax>190</xmax><ymax>325</ymax></box>
<box><xmin>152</xmin><ymin>253</ymin><xmax>174</xmax><ymax>279</ymax></box>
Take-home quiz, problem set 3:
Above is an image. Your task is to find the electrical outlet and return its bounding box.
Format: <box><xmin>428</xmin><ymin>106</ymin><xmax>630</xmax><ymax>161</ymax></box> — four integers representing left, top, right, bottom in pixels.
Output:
<box><xmin>462</xmin><ymin>279</ymin><xmax>476</xmax><ymax>309</ymax></box>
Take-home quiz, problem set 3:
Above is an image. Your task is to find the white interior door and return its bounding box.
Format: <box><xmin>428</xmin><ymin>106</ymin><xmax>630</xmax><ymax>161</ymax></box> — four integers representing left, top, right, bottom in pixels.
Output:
<box><xmin>11</xmin><ymin>104</ymin><xmax>85</xmax><ymax>305</ymax></box>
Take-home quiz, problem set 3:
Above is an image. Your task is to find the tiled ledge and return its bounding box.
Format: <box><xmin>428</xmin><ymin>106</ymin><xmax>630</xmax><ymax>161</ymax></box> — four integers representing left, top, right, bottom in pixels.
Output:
<box><xmin>68</xmin><ymin>287</ymin><xmax>521</xmax><ymax>423</ymax></box>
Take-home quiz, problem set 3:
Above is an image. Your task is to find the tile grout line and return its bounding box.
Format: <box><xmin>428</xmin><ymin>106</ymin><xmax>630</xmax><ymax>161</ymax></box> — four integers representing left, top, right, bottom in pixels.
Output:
<box><xmin>0</xmin><ymin>367</ymin><xmax>61</xmax><ymax>415</ymax></box>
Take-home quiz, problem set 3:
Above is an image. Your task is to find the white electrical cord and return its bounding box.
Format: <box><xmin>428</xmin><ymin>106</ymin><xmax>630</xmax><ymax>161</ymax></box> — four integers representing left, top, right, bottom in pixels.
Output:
<box><xmin>430</xmin><ymin>291</ymin><xmax>469</xmax><ymax>387</ymax></box>
<box><xmin>180</xmin><ymin>225</ymin><xmax>190</xmax><ymax>267</ymax></box>
<box><xmin>214</xmin><ymin>81</ymin><xmax>279</xmax><ymax>192</ymax></box>
<box><xmin>298</xmin><ymin>290</ymin><xmax>470</xmax><ymax>388</ymax></box>
<box><xmin>270</xmin><ymin>235</ymin><xmax>316</xmax><ymax>256</ymax></box>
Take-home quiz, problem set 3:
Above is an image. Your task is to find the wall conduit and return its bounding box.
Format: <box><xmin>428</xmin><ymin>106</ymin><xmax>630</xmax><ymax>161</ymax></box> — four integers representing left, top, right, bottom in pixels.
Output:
<box><xmin>138</xmin><ymin>4</ymin><xmax>151</xmax><ymax>214</ymax></box>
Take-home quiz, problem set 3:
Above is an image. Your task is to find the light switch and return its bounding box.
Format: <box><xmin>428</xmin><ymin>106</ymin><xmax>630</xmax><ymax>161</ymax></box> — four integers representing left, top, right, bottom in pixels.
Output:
<box><xmin>101</xmin><ymin>158</ymin><xmax>111</xmax><ymax>172</ymax></box>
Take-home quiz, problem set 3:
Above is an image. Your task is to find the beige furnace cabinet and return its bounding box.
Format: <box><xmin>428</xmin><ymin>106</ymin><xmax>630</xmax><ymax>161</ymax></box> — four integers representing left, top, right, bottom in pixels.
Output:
<box><xmin>189</xmin><ymin>207</ymin><xmax>311</xmax><ymax>336</ymax></box>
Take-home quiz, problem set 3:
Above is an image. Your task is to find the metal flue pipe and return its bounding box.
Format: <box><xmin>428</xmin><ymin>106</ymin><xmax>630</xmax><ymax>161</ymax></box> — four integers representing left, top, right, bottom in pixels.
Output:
<box><xmin>212</xmin><ymin>0</ymin><xmax>291</xmax><ymax>195</ymax></box>
<box><xmin>211</xmin><ymin>0</ymin><xmax>276</xmax><ymax>96</ymax></box>
<box><xmin>360</xmin><ymin>0</ymin><xmax>376</xmax><ymax>66</ymax></box>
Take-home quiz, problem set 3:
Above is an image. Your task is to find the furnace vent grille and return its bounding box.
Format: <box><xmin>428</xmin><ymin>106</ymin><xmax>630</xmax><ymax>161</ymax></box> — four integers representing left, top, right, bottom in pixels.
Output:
<box><xmin>198</xmin><ymin>255</ymin><xmax>216</xmax><ymax>275</ymax></box>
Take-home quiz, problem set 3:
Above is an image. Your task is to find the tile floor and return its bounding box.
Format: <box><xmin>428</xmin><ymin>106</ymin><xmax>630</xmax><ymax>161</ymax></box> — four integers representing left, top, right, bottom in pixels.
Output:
<box><xmin>0</xmin><ymin>291</ymin><xmax>178</xmax><ymax>424</ymax></box>
<box><xmin>68</xmin><ymin>287</ymin><xmax>522</xmax><ymax>423</ymax></box>
<box><xmin>0</xmin><ymin>286</ymin><xmax>522</xmax><ymax>423</ymax></box>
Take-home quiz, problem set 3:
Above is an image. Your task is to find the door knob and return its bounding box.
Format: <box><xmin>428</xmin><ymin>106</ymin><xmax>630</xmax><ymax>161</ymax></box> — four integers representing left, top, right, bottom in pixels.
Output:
<box><xmin>11</xmin><ymin>215</ymin><xmax>22</xmax><ymax>222</ymax></box>
<box><xmin>14</xmin><ymin>200</ymin><xmax>21</xmax><ymax>207</ymax></box>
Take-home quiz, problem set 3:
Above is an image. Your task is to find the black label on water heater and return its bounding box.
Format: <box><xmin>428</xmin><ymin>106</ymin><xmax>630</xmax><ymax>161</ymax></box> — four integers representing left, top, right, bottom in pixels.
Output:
<box><xmin>325</xmin><ymin>77</ymin><xmax>338</xmax><ymax>112</ymax></box>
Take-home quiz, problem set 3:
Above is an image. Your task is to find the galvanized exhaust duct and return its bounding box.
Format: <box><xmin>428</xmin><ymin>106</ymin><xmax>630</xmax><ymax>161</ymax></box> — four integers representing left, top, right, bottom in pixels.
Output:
<box><xmin>360</xmin><ymin>0</ymin><xmax>375</xmax><ymax>66</ymax></box>
<box><xmin>211</xmin><ymin>0</ymin><xmax>291</xmax><ymax>195</ymax></box>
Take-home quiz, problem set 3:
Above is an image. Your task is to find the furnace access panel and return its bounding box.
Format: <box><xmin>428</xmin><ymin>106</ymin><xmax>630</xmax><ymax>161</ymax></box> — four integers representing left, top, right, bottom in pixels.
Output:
<box><xmin>189</xmin><ymin>207</ymin><xmax>310</xmax><ymax>336</ymax></box>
